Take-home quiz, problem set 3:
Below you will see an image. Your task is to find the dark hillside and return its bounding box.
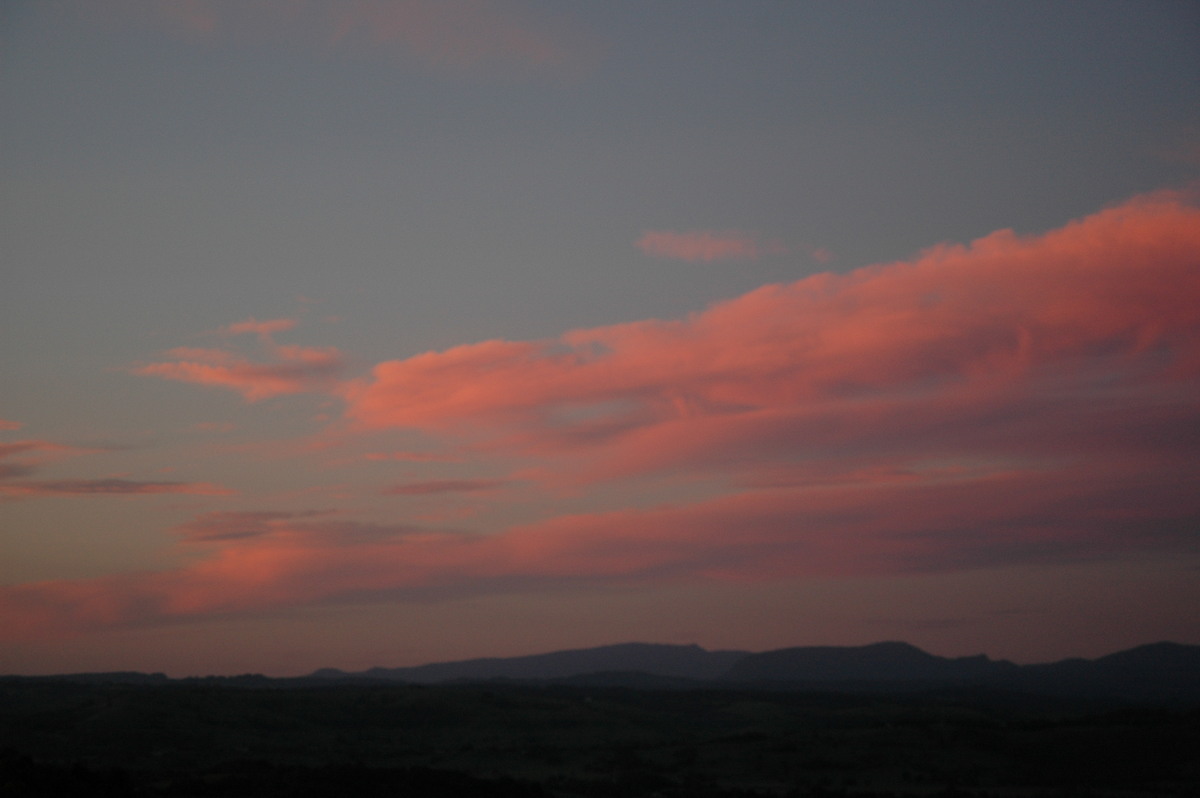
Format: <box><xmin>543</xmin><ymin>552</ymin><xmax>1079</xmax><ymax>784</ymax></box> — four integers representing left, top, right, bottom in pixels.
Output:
<box><xmin>331</xmin><ymin>642</ymin><xmax>748</xmax><ymax>683</ymax></box>
<box><xmin>2</xmin><ymin>678</ymin><xmax>1198</xmax><ymax>797</ymax></box>
<box><xmin>721</xmin><ymin>641</ymin><xmax>1017</xmax><ymax>684</ymax></box>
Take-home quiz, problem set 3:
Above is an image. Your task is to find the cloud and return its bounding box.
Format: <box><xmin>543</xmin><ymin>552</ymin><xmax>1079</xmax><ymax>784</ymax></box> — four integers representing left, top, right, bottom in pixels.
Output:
<box><xmin>175</xmin><ymin>510</ymin><xmax>325</xmax><ymax>542</ymax></box>
<box><xmin>0</xmin><ymin>479</ymin><xmax>233</xmax><ymax>500</ymax></box>
<box><xmin>0</xmin><ymin>439</ymin><xmax>105</xmax><ymax>477</ymax></box>
<box><xmin>363</xmin><ymin>450</ymin><xmax>462</xmax><ymax>463</ymax></box>
<box><xmin>0</xmin><ymin>419</ymin><xmax>23</xmax><ymax>431</ymax></box>
<box><xmin>4</xmin><ymin>190</ymin><xmax>1199</xmax><ymax>640</ymax></box>
<box><xmin>1</xmin><ymin>444</ymin><xmax>1193</xmax><ymax>638</ymax></box>
<box><xmin>221</xmin><ymin>317</ymin><xmax>298</xmax><ymax>341</ymax></box>
<box><xmin>635</xmin><ymin>230</ymin><xmax>786</xmax><ymax>262</ymax></box>
<box><xmin>384</xmin><ymin>478</ymin><xmax>507</xmax><ymax>495</ymax></box>
<box><xmin>134</xmin><ymin>324</ymin><xmax>345</xmax><ymax>402</ymax></box>
<box><xmin>0</xmin><ymin>463</ymin><xmax>35</xmax><ymax>480</ymax></box>
<box><xmin>0</xmin><ymin>437</ymin><xmax>232</xmax><ymax>501</ymax></box>
<box><xmin>349</xmin><ymin>191</ymin><xmax>1200</xmax><ymax>492</ymax></box>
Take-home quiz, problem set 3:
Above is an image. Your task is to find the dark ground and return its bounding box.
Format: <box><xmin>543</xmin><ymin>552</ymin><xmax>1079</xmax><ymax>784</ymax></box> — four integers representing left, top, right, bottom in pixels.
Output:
<box><xmin>2</xmin><ymin>679</ymin><xmax>1197</xmax><ymax>797</ymax></box>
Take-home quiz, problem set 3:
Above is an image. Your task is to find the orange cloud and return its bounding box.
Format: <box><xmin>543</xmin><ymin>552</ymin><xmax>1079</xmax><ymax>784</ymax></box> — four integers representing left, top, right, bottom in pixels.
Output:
<box><xmin>5</xmin><ymin>191</ymin><xmax>1198</xmax><ymax>640</ymax></box>
<box><xmin>0</xmin><ymin>479</ymin><xmax>232</xmax><ymax>500</ymax></box>
<box><xmin>0</xmin><ymin>439</ymin><xmax>107</xmax><ymax>480</ymax></box>
<box><xmin>810</xmin><ymin>247</ymin><xmax>834</xmax><ymax>264</ymax></box>
<box><xmin>0</xmin><ymin>419</ymin><xmax>22</xmax><ymax>431</ymax></box>
<box><xmin>176</xmin><ymin>510</ymin><xmax>329</xmax><ymax>542</ymax></box>
<box><xmin>635</xmin><ymin>230</ymin><xmax>785</xmax><ymax>262</ymax></box>
<box><xmin>384</xmin><ymin>478</ymin><xmax>507</xmax><ymax>495</ymax></box>
<box><xmin>363</xmin><ymin>450</ymin><xmax>462</xmax><ymax>463</ymax></box>
<box><xmin>349</xmin><ymin>191</ymin><xmax>1200</xmax><ymax>492</ymax></box>
<box><xmin>2</xmin><ymin>443</ymin><xmax>1192</xmax><ymax>638</ymax></box>
<box><xmin>134</xmin><ymin>322</ymin><xmax>345</xmax><ymax>401</ymax></box>
<box><xmin>221</xmin><ymin>317</ymin><xmax>298</xmax><ymax>341</ymax></box>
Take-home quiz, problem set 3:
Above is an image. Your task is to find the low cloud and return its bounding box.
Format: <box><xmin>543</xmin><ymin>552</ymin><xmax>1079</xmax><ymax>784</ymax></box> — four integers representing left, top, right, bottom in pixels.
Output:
<box><xmin>0</xmin><ymin>439</ymin><xmax>107</xmax><ymax>480</ymax></box>
<box><xmin>176</xmin><ymin>510</ymin><xmax>325</xmax><ymax>542</ymax></box>
<box><xmin>134</xmin><ymin>325</ymin><xmax>345</xmax><ymax>401</ymax></box>
<box><xmin>0</xmin><ymin>438</ymin><xmax>232</xmax><ymax>500</ymax></box>
<box><xmin>1</xmin><ymin>447</ymin><xmax>1192</xmax><ymax>637</ymax></box>
<box><xmin>385</xmin><ymin>478</ymin><xmax>508</xmax><ymax>495</ymax></box>
<box><xmin>0</xmin><ymin>479</ymin><xmax>232</xmax><ymax>499</ymax></box>
<box><xmin>351</xmin><ymin>192</ymin><xmax>1200</xmax><ymax>494</ymax></box>
<box><xmin>221</xmin><ymin>317</ymin><xmax>298</xmax><ymax>341</ymax></box>
<box><xmin>5</xmin><ymin>190</ymin><xmax>1199</xmax><ymax>639</ymax></box>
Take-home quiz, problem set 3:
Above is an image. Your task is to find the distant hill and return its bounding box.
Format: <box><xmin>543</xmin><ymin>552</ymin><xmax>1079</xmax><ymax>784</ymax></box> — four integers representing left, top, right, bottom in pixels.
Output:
<box><xmin>314</xmin><ymin>642</ymin><xmax>748</xmax><ymax>684</ymax></box>
<box><xmin>989</xmin><ymin>641</ymin><xmax>1200</xmax><ymax>704</ymax></box>
<box><xmin>10</xmin><ymin>641</ymin><xmax>1199</xmax><ymax>705</ymax></box>
<box><xmin>309</xmin><ymin>640</ymin><xmax>1200</xmax><ymax>705</ymax></box>
<box><xmin>720</xmin><ymin>640</ymin><xmax>1018</xmax><ymax>684</ymax></box>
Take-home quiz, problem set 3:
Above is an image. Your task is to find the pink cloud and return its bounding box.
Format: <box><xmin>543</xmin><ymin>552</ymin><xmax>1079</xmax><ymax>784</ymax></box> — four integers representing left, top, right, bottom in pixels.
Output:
<box><xmin>0</xmin><ymin>419</ymin><xmax>23</xmax><ymax>431</ymax></box>
<box><xmin>1</xmin><ymin>446</ymin><xmax>1192</xmax><ymax>638</ymax></box>
<box><xmin>635</xmin><ymin>230</ymin><xmax>786</xmax><ymax>262</ymax></box>
<box><xmin>810</xmin><ymin>247</ymin><xmax>834</xmax><ymax>264</ymax></box>
<box><xmin>0</xmin><ymin>437</ymin><xmax>232</xmax><ymax>501</ymax></box>
<box><xmin>348</xmin><ymin>191</ymin><xmax>1200</xmax><ymax>492</ymax></box>
<box><xmin>221</xmin><ymin>317</ymin><xmax>298</xmax><ymax>341</ymax></box>
<box><xmin>364</xmin><ymin>450</ymin><xmax>462</xmax><ymax>463</ymax></box>
<box><xmin>192</xmin><ymin>421</ymin><xmax>236</xmax><ymax>434</ymax></box>
<box><xmin>4</xmin><ymin>190</ymin><xmax>1198</xmax><ymax>640</ymax></box>
<box><xmin>385</xmin><ymin>478</ymin><xmax>507</xmax><ymax>495</ymax></box>
<box><xmin>0</xmin><ymin>479</ymin><xmax>233</xmax><ymax>500</ymax></box>
<box><xmin>176</xmin><ymin>510</ymin><xmax>329</xmax><ymax>542</ymax></box>
<box><xmin>134</xmin><ymin>322</ymin><xmax>345</xmax><ymax>401</ymax></box>
<box><xmin>0</xmin><ymin>439</ymin><xmax>105</xmax><ymax>477</ymax></box>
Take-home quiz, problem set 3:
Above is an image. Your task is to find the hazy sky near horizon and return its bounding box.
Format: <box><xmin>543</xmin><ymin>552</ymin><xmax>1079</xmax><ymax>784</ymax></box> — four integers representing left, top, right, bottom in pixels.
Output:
<box><xmin>2</xmin><ymin>0</ymin><xmax>1199</xmax><ymax>676</ymax></box>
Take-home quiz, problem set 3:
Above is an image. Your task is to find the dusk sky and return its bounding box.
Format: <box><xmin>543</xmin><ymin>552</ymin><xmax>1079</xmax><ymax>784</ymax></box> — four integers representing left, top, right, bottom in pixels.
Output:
<box><xmin>2</xmin><ymin>0</ymin><xmax>1199</xmax><ymax>677</ymax></box>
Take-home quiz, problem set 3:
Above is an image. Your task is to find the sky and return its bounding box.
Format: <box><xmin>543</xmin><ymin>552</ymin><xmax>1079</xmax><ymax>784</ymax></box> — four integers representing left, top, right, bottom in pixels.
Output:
<box><xmin>2</xmin><ymin>0</ymin><xmax>1199</xmax><ymax>677</ymax></box>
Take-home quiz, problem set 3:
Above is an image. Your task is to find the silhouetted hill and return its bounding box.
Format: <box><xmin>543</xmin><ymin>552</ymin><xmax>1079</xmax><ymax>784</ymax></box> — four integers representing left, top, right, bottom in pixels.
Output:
<box><xmin>3</xmin><ymin>676</ymin><xmax>1198</xmax><ymax>796</ymax></box>
<box><xmin>323</xmin><ymin>642</ymin><xmax>749</xmax><ymax>683</ymax></box>
<box><xmin>308</xmin><ymin>640</ymin><xmax>1200</xmax><ymax>705</ymax></box>
<box><xmin>992</xmin><ymin>641</ymin><xmax>1200</xmax><ymax>704</ymax></box>
<box><xmin>9</xmin><ymin>641</ymin><xmax>1199</xmax><ymax>706</ymax></box>
<box><xmin>721</xmin><ymin>641</ymin><xmax>1018</xmax><ymax>684</ymax></box>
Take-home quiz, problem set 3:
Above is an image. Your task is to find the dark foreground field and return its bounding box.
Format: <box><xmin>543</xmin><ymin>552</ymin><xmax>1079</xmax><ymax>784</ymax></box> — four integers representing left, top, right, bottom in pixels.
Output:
<box><xmin>2</xmin><ymin>679</ymin><xmax>1197</xmax><ymax>797</ymax></box>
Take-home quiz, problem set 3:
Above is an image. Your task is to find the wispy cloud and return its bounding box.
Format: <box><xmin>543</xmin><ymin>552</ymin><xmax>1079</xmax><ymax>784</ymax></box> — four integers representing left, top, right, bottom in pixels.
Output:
<box><xmin>352</xmin><ymin>192</ymin><xmax>1200</xmax><ymax>492</ymax></box>
<box><xmin>363</xmin><ymin>450</ymin><xmax>462</xmax><ymax>463</ymax></box>
<box><xmin>221</xmin><ymin>317</ymin><xmax>298</xmax><ymax>341</ymax></box>
<box><xmin>0</xmin><ymin>437</ymin><xmax>231</xmax><ymax>501</ymax></box>
<box><xmin>0</xmin><ymin>439</ymin><xmax>107</xmax><ymax>476</ymax></box>
<box><xmin>635</xmin><ymin>230</ymin><xmax>786</xmax><ymax>262</ymax></box>
<box><xmin>384</xmin><ymin>478</ymin><xmax>508</xmax><ymax>495</ymax></box>
<box><xmin>4</xmin><ymin>190</ymin><xmax>1198</xmax><ymax>640</ymax></box>
<box><xmin>2</xmin><ymin>445</ymin><xmax>1192</xmax><ymax>637</ymax></box>
<box><xmin>0</xmin><ymin>479</ymin><xmax>233</xmax><ymax>499</ymax></box>
<box><xmin>175</xmin><ymin>510</ymin><xmax>327</xmax><ymax>542</ymax></box>
<box><xmin>134</xmin><ymin>323</ymin><xmax>345</xmax><ymax>402</ymax></box>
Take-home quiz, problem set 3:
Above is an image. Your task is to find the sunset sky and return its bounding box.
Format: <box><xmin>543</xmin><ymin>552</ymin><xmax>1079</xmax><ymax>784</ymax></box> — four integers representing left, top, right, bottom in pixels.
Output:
<box><xmin>2</xmin><ymin>0</ymin><xmax>1199</xmax><ymax>677</ymax></box>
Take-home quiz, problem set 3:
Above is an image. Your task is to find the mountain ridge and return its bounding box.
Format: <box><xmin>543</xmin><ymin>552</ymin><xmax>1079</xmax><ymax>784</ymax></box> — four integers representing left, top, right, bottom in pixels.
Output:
<box><xmin>9</xmin><ymin>640</ymin><xmax>1198</xmax><ymax>705</ymax></box>
<box><xmin>304</xmin><ymin>639</ymin><xmax>1199</xmax><ymax>704</ymax></box>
